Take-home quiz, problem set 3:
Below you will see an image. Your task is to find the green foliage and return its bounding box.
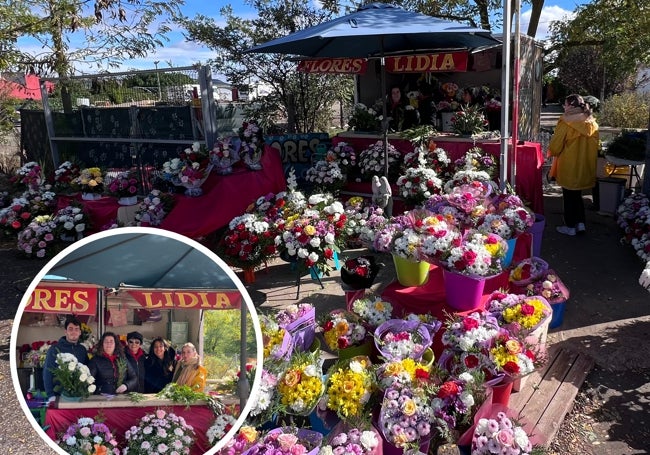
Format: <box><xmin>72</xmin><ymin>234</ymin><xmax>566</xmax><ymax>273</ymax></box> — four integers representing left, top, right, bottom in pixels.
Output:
<box><xmin>203</xmin><ymin>309</ymin><xmax>257</xmax><ymax>359</ymax></box>
<box><xmin>599</xmin><ymin>93</ymin><xmax>650</xmax><ymax>129</ymax></box>
<box><xmin>605</xmin><ymin>129</ymin><xmax>648</xmax><ymax>161</ymax></box>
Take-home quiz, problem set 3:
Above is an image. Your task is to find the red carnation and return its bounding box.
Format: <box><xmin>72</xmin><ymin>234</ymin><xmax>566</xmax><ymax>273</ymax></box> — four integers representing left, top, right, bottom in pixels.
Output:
<box><xmin>438</xmin><ymin>381</ymin><xmax>460</xmax><ymax>399</ymax></box>
<box><xmin>503</xmin><ymin>361</ymin><xmax>520</xmax><ymax>375</ymax></box>
<box><xmin>464</xmin><ymin>354</ymin><xmax>480</xmax><ymax>369</ymax></box>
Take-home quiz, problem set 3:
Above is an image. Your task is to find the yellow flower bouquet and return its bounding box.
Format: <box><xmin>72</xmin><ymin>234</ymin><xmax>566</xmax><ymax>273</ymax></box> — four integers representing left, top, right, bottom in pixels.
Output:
<box><xmin>72</xmin><ymin>167</ymin><xmax>104</xmax><ymax>194</ymax></box>
<box><xmin>277</xmin><ymin>351</ymin><xmax>324</xmax><ymax>416</ymax></box>
<box><xmin>323</xmin><ymin>355</ymin><xmax>375</xmax><ymax>423</ymax></box>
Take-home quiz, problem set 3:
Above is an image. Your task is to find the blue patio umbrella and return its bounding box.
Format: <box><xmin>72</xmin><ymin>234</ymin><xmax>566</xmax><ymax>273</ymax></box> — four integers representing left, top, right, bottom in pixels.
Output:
<box><xmin>246</xmin><ymin>3</ymin><xmax>501</xmax><ymax>175</ymax></box>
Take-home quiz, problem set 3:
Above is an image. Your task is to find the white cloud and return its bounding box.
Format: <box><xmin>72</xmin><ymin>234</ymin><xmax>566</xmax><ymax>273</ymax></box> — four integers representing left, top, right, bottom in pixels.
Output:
<box><xmin>521</xmin><ymin>5</ymin><xmax>576</xmax><ymax>40</ymax></box>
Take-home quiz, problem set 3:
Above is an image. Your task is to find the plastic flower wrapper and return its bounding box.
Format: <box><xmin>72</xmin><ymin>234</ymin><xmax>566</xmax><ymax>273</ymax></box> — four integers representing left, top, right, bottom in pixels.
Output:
<box><xmin>508</xmin><ymin>258</ymin><xmax>549</xmax><ymax>287</ymax></box>
<box><xmin>321</xmin><ymin>355</ymin><xmax>375</xmax><ymax>423</ymax></box>
<box><xmin>245</xmin><ymin>426</ymin><xmax>323</xmax><ymax>455</ymax></box>
<box><xmin>320</xmin><ymin>309</ymin><xmax>367</xmax><ymax>352</ymax></box>
<box><xmin>124</xmin><ymin>408</ymin><xmax>195</xmax><ymax>454</ymax></box>
<box><xmin>11</xmin><ymin>161</ymin><xmax>43</xmax><ymax>190</ymax></box>
<box><xmin>427</xmin><ymin>180</ymin><xmax>492</xmax><ymax>231</ymax></box>
<box><xmin>277</xmin><ymin>351</ymin><xmax>325</xmax><ymax>416</ymax></box>
<box><xmin>261</xmin><ymin>313</ymin><xmax>294</xmax><ymax>361</ymax></box>
<box><xmin>395</xmin><ymin>166</ymin><xmax>443</xmax><ymax>206</ymax></box>
<box><xmin>523</xmin><ymin>271</ymin><xmax>570</xmax><ymax>304</ymax></box>
<box><xmin>275</xmin><ymin>303</ymin><xmax>316</xmax><ymax>353</ymax></box>
<box><xmin>305</xmin><ymin>160</ymin><xmax>347</xmax><ymax>194</ymax></box>
<box><xmin>374</xmin><ymin>319</ymin><xmax>433</xmax><ymax>362</ymax></box>
<box><xmin>52</xmin><ymin>161</ymin><xmax>81</xmax><ymax>192</ymax></box>
<box><xmin>351</xmin><ymin>295</ymin><xmax>393</xmax><ymax>329</ymax></box>
<box><xmin>51</xmin><ymin>352</ymin><xmax>96</xmax><ymax>398</ymax></box>
<box><xmin>318</xmin><ymin>423</ymin><xmax>380</xmax><ymax>455</ymax></box>
<box><xmin>378</xmin><ymin>383</ymin><xmax>435</xmax><ymax>450</ymax></box>
<box><xmin>218</xmin><ymin>213</ymin><xmax>277</xmax><ymax>270</ymax></box>
<box><xmin>245</xmin><ymin>367</ymin><xmax>279</xmax><ymax>426</ymax></box>
<box><xmin>471</xmin><ymin>410</ymin><xmax>533</xmax><ymax>455</ymax></box>
<box><xmin>57</xmin><ymin>416</ymin><xmax>120</xmax><ymax>455</ymax></box>
<box><xmin>247</xmin><ymin>191</ymin><xmax>290</xmax><ymax>223</ymax></box>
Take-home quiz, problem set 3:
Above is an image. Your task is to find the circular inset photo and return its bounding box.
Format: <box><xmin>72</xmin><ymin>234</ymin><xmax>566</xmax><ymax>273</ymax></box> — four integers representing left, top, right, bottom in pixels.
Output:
<box><xmin>10</xmin><ymin>227</ymin><xmax>263</xmax><ymax>455</ymax></box>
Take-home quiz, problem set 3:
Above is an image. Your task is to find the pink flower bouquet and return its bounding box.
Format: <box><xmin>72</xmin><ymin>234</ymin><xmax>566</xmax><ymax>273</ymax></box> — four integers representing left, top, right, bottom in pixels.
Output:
<box><xmin>471</xmin><ymin>410</ymin><xmax>533</xmax><ymax>455</ymax></box>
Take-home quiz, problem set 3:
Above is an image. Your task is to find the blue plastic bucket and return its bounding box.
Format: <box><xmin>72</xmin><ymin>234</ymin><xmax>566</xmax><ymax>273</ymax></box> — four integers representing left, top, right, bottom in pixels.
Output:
<box><xmin>549</xmin><ymin>300</ymin><xmax>566</xmax><ymax>329</ymax></box>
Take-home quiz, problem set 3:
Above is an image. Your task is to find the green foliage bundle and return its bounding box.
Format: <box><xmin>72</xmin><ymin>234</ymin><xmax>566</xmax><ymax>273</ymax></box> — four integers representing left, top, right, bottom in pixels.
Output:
<box><xmin>599</xmin><ymin>93</ymin><xmax>650</xmax><ymax>129</ymax></box>
<box><xmin>605</xmin><ymin>129</ymin><xmax>648</xmax><ymax>162</ymax></box>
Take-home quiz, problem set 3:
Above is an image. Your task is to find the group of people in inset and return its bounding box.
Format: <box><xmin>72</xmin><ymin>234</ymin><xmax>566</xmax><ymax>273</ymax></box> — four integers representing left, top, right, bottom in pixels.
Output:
<box><xmin>42</xmin><ymin>315</ymin><xmax>207</xmax><ymax>398</ymax></box>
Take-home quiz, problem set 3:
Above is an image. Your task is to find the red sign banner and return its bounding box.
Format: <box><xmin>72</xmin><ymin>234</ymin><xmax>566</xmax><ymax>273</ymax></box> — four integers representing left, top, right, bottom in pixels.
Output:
<box><xmin>26</xmin><ymin>285</ymin><xmax>99</xmax><ymax>316</ymax></box>
<box><xmin>126</xmin><ymin>290</ymin><xmax>242</xmax><ymax>310</ymax></box>
<box><xmin>386</xmin><ymin>52</ymin><xmax>468</xmax><ymax>73</ymax></box>
<box><xmin>298</xmin><ymin>58</ymin><xmax>368</xmax><ymax>74</ymax></box>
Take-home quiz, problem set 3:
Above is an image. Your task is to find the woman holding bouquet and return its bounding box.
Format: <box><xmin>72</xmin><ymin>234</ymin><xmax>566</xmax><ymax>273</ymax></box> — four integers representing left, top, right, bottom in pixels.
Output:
<box><xmin>172</xmin><ymin>342</ymin><xmax>207</xmax><ymax>392</ymax></box>
<box><xmin>88</xmin><ymin>332</ymin><xmax>138</xmax><ymax>395</ymax></box>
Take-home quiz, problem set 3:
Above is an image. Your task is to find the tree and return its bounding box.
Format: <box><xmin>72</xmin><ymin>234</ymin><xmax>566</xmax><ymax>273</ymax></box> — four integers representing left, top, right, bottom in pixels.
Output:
<box><xmin>178</xmin><ymin>1</ymin><xmax>353</xmax><ymax>133</ymax></box>
<box><xmin>3</xmin><ymin>0</ymin><xmax>184</xmax><ymax>112</ymax></box>
<box><xmin>546</xmin><ymin>0</ymin><xmax>650</xmax><ymax>96</ymax></box>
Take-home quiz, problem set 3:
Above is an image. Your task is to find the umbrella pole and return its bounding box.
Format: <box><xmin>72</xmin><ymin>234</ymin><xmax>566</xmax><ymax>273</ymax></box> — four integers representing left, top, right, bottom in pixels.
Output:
<box><xmin>380</xmin><ymin>40</ymin><xmax>389</xmax><ymax>178</ymax></box>
<box><xmin>500</xmin><ymin>0</ymin><xmax>513</xmax><ymax>192</ymax></box>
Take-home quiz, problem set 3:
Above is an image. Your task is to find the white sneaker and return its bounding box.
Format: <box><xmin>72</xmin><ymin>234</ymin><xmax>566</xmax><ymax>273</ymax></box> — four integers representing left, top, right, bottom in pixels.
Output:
<box><xmin>556</xmin><ymin>226</ymin><xmax>576</xmax><ymax>236</ymax></box>
<box><xmin>577</xmin><ymin>223</ymin><xmax>586</xmax><ymax>234</ymax></box>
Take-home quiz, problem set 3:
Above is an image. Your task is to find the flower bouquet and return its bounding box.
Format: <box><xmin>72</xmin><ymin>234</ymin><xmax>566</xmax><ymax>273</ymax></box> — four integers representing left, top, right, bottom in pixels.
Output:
<box><xmin>52</xmin><ymin>161</ymin><xmax>81</xmax><ymax>193</ymax></box>
<box><xmin>357</xmin><ymin>141</ymin><xmax>402</xmax><ymax>180</ymax></box>
<box><xmin>487</xmin><ymin>293</ymin><xmax>552</xmax><ymax>334</ymax></box>
<box><xmin>378</xmin><ymin>384</ymin><xmax>434</xmax><ymax>450</ymax></box>
<box><xmin>20</xmin><ymin>340</ymin><xmax>55</xmax><ymax>368</ymax></box>
<box><xmin>320</xmin><ymin>425</ymin><xmax>380</xmax><ymax>455</ymax></box>
<box><xmin>426</xmin><ymin>181</ymin><xmax>491</xmax><ymax>232</ymax></box>
<box><xmin>350</xmin><ymin>296</ymin><xmax>393</xmax><ymax>329</ymax></box>
<box><xmin>0</xmin><ymin>197</ymin><xmax>34</xmax><ymax>237</ymax></box>
<box><xmin>54</xmin><ymin>204</ymin><xmax>88</xmax><ymax>242</ymax></box>
<box><xmin>17</xmin><ymin>214</ymin><xmax>58</xmax><ymax>258</ymax></box>
<box><xmin>340</xmin><ymin>255</ymin><xmax>380</xmax><ymax>290</ymax></box>
<box><xmin>244</xmin><ymin>427</ymin><xmax>323</xmax><ymax>455</ymax></box>
<box><xmin>322</xmin><ymin>355</ymin><xmax>375</xmax><ymax>422</ymax></box>
<box><xmin>344</xmin><ymin>202</ymin><xmax>388</xmax><ymax>249</ymax></box>
<box><xmin>124</xmin><ymin>408</ymin><xmax>196</xmax><ymax>454</ymax></box>
<box><xmin>106</xmin><ymin>170</ymin><xmax>139</xmax><ymax>205</ymax></box>
<box><xmin>524</xmin><ymin>271</ymin><xmax>569</xmax><ymax>304</ymax></box>
<box><xmin>261</xmin><ymin>314</ymin><xmax>294</xmax><ymax>361</ymax></box>
<box><xmin>373</xmin><ymin>319</ymin><xmax>433</xmax><ymax>361</ymax></box>
<box><xmin>218</xmin><ymin>213</ymin><xmax>277</xmax><ymax>270</ymax></box>
<box><xmin>443</xmin><ymin>230</ymin><xmax>507</xmax><ymax>278</ymax></box>
<box><xmin>347</xmin><ymin>103</ymin><xmax>381</xmax><ymax>132</ymax></box>
<box><xmin>305</xmin><ymin>160</ymin><xmax>347</xmax><ymax>194</ymax></box>
<box><xmin>320</xmin><ymin>309</ymin><xmax>368</xmax><ymax>354</ymax></box>
<box><xmin>134</xmin><ymin>190</ymin><xmax>176</xmax><ymax>227</ymax></box>
<box><xmin>395</xmin><ymin>166</ymin><xmax>443</xmax><ymax>207</ymax></box>
<box><xmin>58</xmin><ymin>417</ymin><xmax>120</xmax><ymax>455</ymax></box>
<box><xmin>471</xmin><ymin>411</ymin><xmax>533</xmax><ymax>455</ymax></box>
<box><xmin>246</xmin><ymin>368</ymin><xmax>279</xmax><ymax>425</ymax></box>
<box><xmin>451</xmin><ymin>104</ymin><xmax>489</xmax><ymax>135</ymax></box>
<box><xmin>276</xmin><ymin>352</ymin><xmax>325</xmax><ymax>416</ymax></box>
<box><xmin>328</xmin><ymin>142</ymin><xmax>357</xmax><ymax>175</ymax></box>
<box><xmin>211</xmin><ymin>136</ymin><xmax>240</xmax><ymax>174</ymax></box>
<box><xmin>217</xmin><ymin>426</ymin><xmax>259</xmax><ymax>455</ymax></box>
<box><xmin>508</xmin><ymin>257</ymin><xmax>549</xmax><ymax>287</ymax></box>
<box><xmin>239</xmin><ymin>121</ymin><xmax>264</xmax><ymax>170</ymax></box>
<box><xmin>375</xmin><ymin>356</ymin><xmax>432</xmax><ymax>390</ymax></box>
<box><xmin>12</xmin><ymin>161</ymin><xmax>43</xmax><ymax>190</ymax></box>
<box><xmin>51</xmin><ymin>352</ymin><xmax>96</xmax><ymax>399</ymax></box>
<box><xmin>73</xmin><ymin>167</ymin><xmax>104</xmax><ymax>199</ymax></box>
<box><xmin>207</xmin><ymin>412</ymin><xmax>238</xmax><ymax>445</ymax></box>
<box><xmin>248</xmin><ymin>192</ymin><xmax>290</xmax><ymax>222</ymax></box>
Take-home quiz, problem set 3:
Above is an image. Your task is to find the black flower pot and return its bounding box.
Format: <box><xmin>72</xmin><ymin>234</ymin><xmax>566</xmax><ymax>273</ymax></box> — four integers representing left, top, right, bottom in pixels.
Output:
<box><xmin>340</xmin><ymin>255</ymin><xmax>379</xmax><ymax>289</ymax></box>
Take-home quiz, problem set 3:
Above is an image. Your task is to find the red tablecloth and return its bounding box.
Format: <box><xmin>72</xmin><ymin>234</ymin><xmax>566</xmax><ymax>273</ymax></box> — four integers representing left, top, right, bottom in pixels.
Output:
<box><xmin>161</xmin><ymin>146</ymin><xmax>287</xmax><ymax>238</ymax></box>
<box><xmin>57</xmin><ymin>194</ymin><xmax>121</xmax><ymax>234</ymax></box>
<box><xmin>332</xmin><ymin>135</ymin><xmax>544</xmax><ymax>215</ymax></box>
<box><xmin>45</xmin><ymin>404</ymin><xmax>214</xmax><ymax>454</ymax></box>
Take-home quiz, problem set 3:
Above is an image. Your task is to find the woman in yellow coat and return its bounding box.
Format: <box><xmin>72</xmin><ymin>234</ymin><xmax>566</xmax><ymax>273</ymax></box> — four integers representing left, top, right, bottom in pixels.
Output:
<box><xmin>172</xmin><ymin>342</ymin><xmax>207</xmax><ymax>392</ymax></box>
<box><xmin>549</xmin><ymin>94</ymin><xmax>600</xmax><ymax>236</ymax></box>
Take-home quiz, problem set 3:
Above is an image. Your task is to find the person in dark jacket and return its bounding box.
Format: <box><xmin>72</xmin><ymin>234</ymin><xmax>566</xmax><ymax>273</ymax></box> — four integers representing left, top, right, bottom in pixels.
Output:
<box><xmin>124</xmin><ymin>331</ymin><xmax>146</xmax><ymax>393</ymax></box>
<box><xmin>43</xmin><ymin>315</ymin><xmax>89</xmax><ymax>398</ymax></box>
<box><xmin>144</xmin><ymin>337</ymin><xmax>177</xmax><ymax>393</ymax></box>
<box><xmin>88</xmin><ymin>332</ymin><xmax>137</xmax><ymax>395</ymax></box>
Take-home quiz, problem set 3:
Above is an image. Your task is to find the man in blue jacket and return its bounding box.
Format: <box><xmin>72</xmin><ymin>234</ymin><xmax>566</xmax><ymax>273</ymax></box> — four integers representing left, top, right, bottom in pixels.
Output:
<box><xmin>42</xmin><ymin>315</ymin><xmax>89</xmax><ymax>397</ymax></box>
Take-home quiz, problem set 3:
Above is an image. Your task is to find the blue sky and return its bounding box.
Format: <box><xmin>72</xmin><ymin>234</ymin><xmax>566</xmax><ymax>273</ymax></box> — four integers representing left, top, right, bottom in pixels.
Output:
<box><xmin>17</xmin><ymin>0</ymin><xmax>588</xmax><ymax>76</ymax></box>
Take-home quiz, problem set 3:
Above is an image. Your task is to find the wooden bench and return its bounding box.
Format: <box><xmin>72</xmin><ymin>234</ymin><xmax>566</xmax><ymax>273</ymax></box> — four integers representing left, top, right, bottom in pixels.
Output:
<box><xmin>509</xmin><ymin>344</ymin><xmax>595</xmax><ymax>447</ymax></box>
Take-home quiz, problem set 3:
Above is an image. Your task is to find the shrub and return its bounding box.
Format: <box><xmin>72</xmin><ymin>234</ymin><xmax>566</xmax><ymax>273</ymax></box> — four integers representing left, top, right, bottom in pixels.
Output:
<box><xmin>599</xmin><ymin>92</ymin><xmax>650</xmax><ymax>128</ymax></box>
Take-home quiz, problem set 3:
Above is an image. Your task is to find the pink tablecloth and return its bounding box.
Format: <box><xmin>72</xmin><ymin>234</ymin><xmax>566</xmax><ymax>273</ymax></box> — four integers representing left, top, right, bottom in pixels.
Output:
<box><xmin>161</xmin><ymin>146</ymin><xmax>287</xmax><ymax>238</ymax></box>
<box><xmin>45</xmin><ymin>404</ymin><xmax>214</xmax><ymax>454</ymax></box>
<box><xmin>332</xmin><ymin>135</ymin><xmax>545</xmax><ymax>215</ymax></box>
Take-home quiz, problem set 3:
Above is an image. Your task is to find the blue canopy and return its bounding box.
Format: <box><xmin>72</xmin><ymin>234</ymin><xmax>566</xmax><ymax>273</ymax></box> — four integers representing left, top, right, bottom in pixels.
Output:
<box><xmin>48</xmin><ymin>231</ymin><xmax>236</xmax><ymax>290</ymax></box>
<box><xmin>246</xmin><ymin>3</ymin><xmax>501</xmax><ymax>58</ymax></box>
